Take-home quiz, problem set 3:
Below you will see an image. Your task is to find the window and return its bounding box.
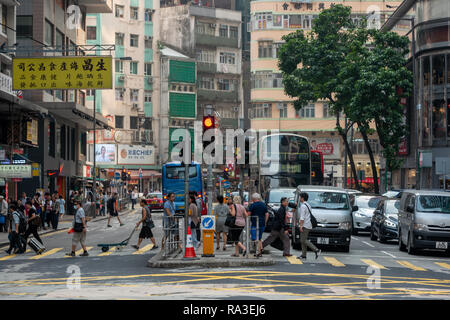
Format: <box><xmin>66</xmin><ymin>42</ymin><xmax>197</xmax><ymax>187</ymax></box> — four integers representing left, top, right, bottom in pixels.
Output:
<box><xmin>115</xmin><ymin>32</ymin><xmax>124</xmax><ymax>46</ymax></box>
<box><xmin>55</xmin><ymin>90</ymin><xmax>63</xmax><ymax>100</ymax></box>
<box><xmin>1</xmin><ymin>5</ymin><xmax>6</xmax><ymax>34</ymax></box>
<box><xmin>130</xmin><ymin>89</ymin><xmax>139</xmax><ymax>102</ymax></box>
<box><xmin>279</xmin><ymin>103</ymin><xmax>288</xmax><ymax>118</ymax></box>
<box><xmin>80</xmin><ymin>132</ymin><xmax>87</xmax><ymax>156</ymax></box>
<box><xmin>17</xmin><ymin>16</ymin><xmax>33</xmax><ymax>38</ymax></box>
<box><xmin>115</xmin><ymin>115</ymin><xmax>124</xmax><ymax>129</ymax></box>
<box><xmin>145</xmin><ymin>9</ymin><xmax>152</xmax><ymax>22</ymax></box>
<box><xmin>303</xmin><ymin>15</ymin><xmax>312</xmax><ymax>29</ymax></box>
<box><xmin>48</xmin><ymin>121</ymin><xmax>55</xmax><ymax>157</ymax></box>
<box><xmin>115</xmin><ymin>60</ymin><xmax>123</xmax><ymax>73</ymax></box>
<box><xmin>56</xmin><ymin>29</ymin><xmax>64</xmax><ymax>50</ymax></box>
<box><xmin>115</xmin><ymin>5</ymin><xmax>124</xmax><ymax>18</ymax></box>
<box><xmin>145</xmin><ymin>36</ymin><xmax>152</xmax><ymax>48</ymax></box>
<box><xmin>130</xmin><ymin>116</ymin><xmax>138</xmax><ymax>129</ymax></box>
<box><xmin>220</xmin><ymin>52</ymin><xmax>235</xmax><ymax>65</ymax></box>
<box><xmin>86</xmin><ymin>89</ymin><xmax>94</xmax><ymax>96</ymax></box>
<box><xmin>44</xmin><ymin>19</ymin><xmax>54</xmax><ymax>46</ymax></box>
<box><xmin>78</xmin><ymin>91</ymin><xmax>85</xmax><ymax>106</ymax></box>
<box><xmin>322</xmin><ymin>103</ymin><xmax>332</xmax><ymax>118</ymax></box>
<box><xmin>251</xmin><ymin>72</ymin><xmax>283</xmax><ymax>89</ymax></box>
<box><xmin>86</xmin><ymin>26</ymin><xmax>96</xmax><ymax>40</ymax></box>
<box><xmin>130</xmin><ymin>34</ymin><xmax>139</xmax><ymax>47</ymax></box>
<box><xmin>143</xmin><ymin>118</ymin><xmax>152</xmax><ymax>130</ymax></box>
<box><xmin>217</xmin><ymin>79</ymin><xmax>230</xmax><ymax>91</ymax></box>
<box><xmin>250</xmin><ymin>103</ymin><xmax>272</xmax><ymax>118</ymax></box>
<box><xmin>115</xmin><ymin>88</ymin><xmax>125</xmax><ymax>101</ymax></box>
<box><xmin>130</xmin><ymin>7</ymin><xmax>139</xmax><ymax>20</ymax></box>
<box><xmin>130</xmin><ymin>61</ymin><xmax>138</xmax><ymax>75</ymax></box>
<box><xmin>273</xmin><ymin>42</ymin><xmax>284</xmax><ymax>58</ymax></box>
<box><xmin>230</xmin><ymin>26</ymin><xmax>238</xmax><ymax>38</ymax></box>
<box><xmin>299</xmin><ymin>104</ymin><xmax>315</xmax><ymax>118</ymax></box>
<box><xmin>144</xmin><ymin>90</ymin><xmax>152</xmax><ymax>102</ymax></box>
<box><xmin>258</xmin><ymin>41</ymin><xmax>273</xmax><ymax>58</ymax></box>
<box><xmin>144</xmin><ymin>63</ymin><xmax>152</xmax><ymax>76</ymax></box>
<box><xmin>199</xmin><ymin>77</ymin><xmax>215</xmax><ymax>90</ymax></box>
<box><xmin>219</xmin><ymin>24</ymin><xmax>228</xmax><ymax>37</ymax></box>
<box><xmin>196</xmin><ymin>21</ymin><xmax>215</xmax><ymax>35</ymax></box>
<box><xmin>196</xmin><ymin>49</ymin><xmax>215</xmax><ymax>63</ymax></box>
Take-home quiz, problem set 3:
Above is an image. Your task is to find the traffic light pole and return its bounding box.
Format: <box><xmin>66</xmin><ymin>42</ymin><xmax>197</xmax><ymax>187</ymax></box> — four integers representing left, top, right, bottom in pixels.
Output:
<box><xmin>207</xmin><ymin>164</ymin><xmax>213</xmax><ymax>215</ymax></box>
<box><xmin>184</xmin><ymin>123</ymin><xmax>190</xmax><ymax>251</ymax></box>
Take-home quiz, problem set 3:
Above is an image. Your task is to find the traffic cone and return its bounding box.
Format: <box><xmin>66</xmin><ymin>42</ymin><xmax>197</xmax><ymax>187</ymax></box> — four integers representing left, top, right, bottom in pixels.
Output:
<box><xmin>183</xmin><ymin>226</ymin><xmax>197</xmax><ymax>259</ymax></box>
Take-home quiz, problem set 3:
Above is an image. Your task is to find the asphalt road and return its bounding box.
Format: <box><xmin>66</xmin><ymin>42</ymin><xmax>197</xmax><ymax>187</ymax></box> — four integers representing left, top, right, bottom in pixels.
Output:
<box><xmin>0</xmin><ymin>210</ymin><xmax>450</xmax><ymax>300</ymax></box>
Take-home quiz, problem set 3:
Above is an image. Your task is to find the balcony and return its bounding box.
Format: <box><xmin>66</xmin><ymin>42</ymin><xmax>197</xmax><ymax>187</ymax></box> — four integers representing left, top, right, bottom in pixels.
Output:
<box><xmin>197</xmin><ymin>62</ymin><xmax>217</xmax><ymax>74</ymax></box>
<box><xmin>195</xmin><ymin>33</ymin><xmax>239</xmax><ymax>48</ymax></box>
<box><xmin>197</xmin><ymin>89</ymin><xmax>240</xmax><ymax>103</ymax></box>
<box><xmin>78</xmin><ymin>0</ymin><xmax>113</xmax><ymax>13</ymax></box>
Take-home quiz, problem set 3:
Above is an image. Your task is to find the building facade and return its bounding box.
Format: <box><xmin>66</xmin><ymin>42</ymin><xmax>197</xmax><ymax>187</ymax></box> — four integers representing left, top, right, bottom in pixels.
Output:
<box><xmin>383</xmin><ymin>0</ymin><xmax>450</xmax><ymax>190</ymax></box>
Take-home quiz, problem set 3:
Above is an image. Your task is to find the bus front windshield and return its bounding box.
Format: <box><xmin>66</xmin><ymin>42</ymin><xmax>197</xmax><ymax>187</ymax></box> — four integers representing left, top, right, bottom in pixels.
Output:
<box><xmin>165</xmin><ymin>166</ymin><xmax>197</xmax><ymax>179</ymax></box>
<box><xmin>306</xmin><ymin>191</ymin><xmax>350</xmax><ymax>210</ymax></box>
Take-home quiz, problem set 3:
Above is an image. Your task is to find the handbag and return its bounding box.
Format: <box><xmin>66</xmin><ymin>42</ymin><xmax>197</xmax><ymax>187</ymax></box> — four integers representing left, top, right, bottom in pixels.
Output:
<box><xmin>31</xmin><ymin>215</ymin><xmax>41</xmax><ymax>227</ymax></box>
<box><xmin>224</xmin><ymin>204</ymin><xmax>236</xmax><ymax>228</ymax></box>
<box><xmin>305</xmin><ymin>204</ymin><xmax>318</xmax><ymax>229</ymax></box>
<box><xmin>74</xmin><ymin>222</ymin><xmax>84</xmax><ymax>232</ymax></box>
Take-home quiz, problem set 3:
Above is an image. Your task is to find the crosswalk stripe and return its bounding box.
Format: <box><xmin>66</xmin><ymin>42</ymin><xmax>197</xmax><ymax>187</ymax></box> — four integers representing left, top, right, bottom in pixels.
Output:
<box><xmin>323</xmin><ymin>256</ymin><xmax>345</xmax><ymax>267</ymax></box>
<box><xmin>97</xmin><ymin>246</ymin><xmax>117</xmax><ymax>257</ymax></box>
<box><xmin>361</xmin><ymin>259</ymin><xmax>387</xmax><ymax>270</ymax></box>
<box><xmin>29</xmin><ymin>248</ymin><xmax>62</xmax><ymax>260</ymax></box>
<box><xmin>435</xmin><ymin>262</ymin><xmax>450</xmax><ymax>270</ymax></box>
<box><xmin>285</xmin><ymin>255</ymin><xmax>303</xmax><ymax>265</ymax></box>
<box><xmin>396</xmin><ymin>260</ymin><xmax>427</xmax><ymax>271</ymax></box>
<box><xmin>0</xmin><ymin>249</ymin><xmax>31</xmax><ymax>261</ymax></box>
<box><xmin>65</xmin><ymin>247</ymin><xmax>93</xmax><ymax>258</ymax></box>
<box><xmin>132</xmin><ymin>244</ymin><xmax>154</xmax><ymax>255</ymax></box>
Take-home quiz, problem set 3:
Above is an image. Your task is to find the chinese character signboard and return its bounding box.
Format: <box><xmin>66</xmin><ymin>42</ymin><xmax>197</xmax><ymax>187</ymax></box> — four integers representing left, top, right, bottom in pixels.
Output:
<box><xmin>118</xmin><ymin>145</ymin><xmax>155</xmax><ymax>165</ymax></box>
<box><xmin>310</xmin><ymin>138</ymin><xmax>341</xmax><ymax>159</ymax></box>
<box><xmin>0</xmin><ymin>165</ymin><xmax>32</xmax><ymax>178</ymax></box>
<box><xmin>12</xmin><ymin>56</ymin><xmax>112</xmax><ymax>90</ymax></box>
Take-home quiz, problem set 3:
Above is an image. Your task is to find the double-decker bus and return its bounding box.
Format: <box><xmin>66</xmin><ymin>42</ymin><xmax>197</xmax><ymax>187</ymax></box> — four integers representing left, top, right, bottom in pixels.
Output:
<box><xmin>258</xmin><ymin>133</ymin><xmax>312</xmax><ymax>196</ymax></box>
<box><xmin>162</xmin><ymin>161</ymin><xmax>203</xmax><ymax>213</ymax></box>
<box><xmin>311</xmin><ymin>150</ymin><xmax>324</xmax><ymax>185</ymax></box>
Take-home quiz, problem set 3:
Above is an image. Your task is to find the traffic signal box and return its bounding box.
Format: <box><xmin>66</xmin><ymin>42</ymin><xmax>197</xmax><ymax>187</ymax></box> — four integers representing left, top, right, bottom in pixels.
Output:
<box><xmin>202</xmin><ymin>115</ymin><xmax>215</xmax><ymax>156</ymax></box>
<box><xmin>121</xmin><ymin>168</ymin><xmax>127</xmax><ymax>180</ymax></box>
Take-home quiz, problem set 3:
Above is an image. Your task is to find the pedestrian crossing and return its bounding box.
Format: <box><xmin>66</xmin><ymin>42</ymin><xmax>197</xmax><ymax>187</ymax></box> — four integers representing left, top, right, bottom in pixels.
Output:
<box><xmin>283</xmin><ymin>254</ymin><xmax>450</xmax><ymax>273</ymax></box>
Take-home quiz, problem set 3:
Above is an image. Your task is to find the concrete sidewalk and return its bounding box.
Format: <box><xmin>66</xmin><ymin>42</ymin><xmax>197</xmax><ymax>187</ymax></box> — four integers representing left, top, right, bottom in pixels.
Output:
<box><xmin>0</xmin><ymin>208</ymin><xmax>135</xmax><ymax>247</ymax></box>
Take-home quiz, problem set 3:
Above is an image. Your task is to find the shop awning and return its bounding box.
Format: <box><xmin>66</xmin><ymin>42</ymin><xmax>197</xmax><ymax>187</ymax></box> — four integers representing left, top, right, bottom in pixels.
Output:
<box><xmin>0</xmin><ymin>90</ymin><xmax>48</xmax><ymax>115</ymax></box>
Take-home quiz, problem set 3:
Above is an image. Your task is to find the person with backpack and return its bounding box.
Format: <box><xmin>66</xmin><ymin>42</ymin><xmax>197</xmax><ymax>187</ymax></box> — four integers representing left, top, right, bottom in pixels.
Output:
<box><xmin>132</xmin><ymin>199</ymin><xmax>158</xmax><ymax>250</ymax></box>
<box><xmin>22</xmin><ymin>201</ymin><xmax>44</xmax><ymax>252</ymax></box>
<box><xmin>297</xmin><ymin>192</ymin><xmax>321</xmax><ymax>260</ymax></box>
<box><xmin>261</xmin><ymin>197</ymin><xmax>292</xmax><ymax>257</ymax></box>
<box><xmin>107</xmin><ymin>193</ymin><xmax>124</xmax><ymax>227</ymax></box>
<box><xmin>42</xmin><ymin>193</ymin><xmax>52</xmax><ymax>230</ymax></box>
<box><xmin>5</xmin><ymin>203</ymin><xmax>25</xmax><ymax>254</ymax></box>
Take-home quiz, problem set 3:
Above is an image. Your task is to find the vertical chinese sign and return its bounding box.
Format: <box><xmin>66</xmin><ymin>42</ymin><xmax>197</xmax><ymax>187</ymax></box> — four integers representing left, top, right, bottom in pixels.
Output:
<box><xmin>12</xmin><ymin>56</ymin><xmax>112</xmax><ymax>90</ymax></box>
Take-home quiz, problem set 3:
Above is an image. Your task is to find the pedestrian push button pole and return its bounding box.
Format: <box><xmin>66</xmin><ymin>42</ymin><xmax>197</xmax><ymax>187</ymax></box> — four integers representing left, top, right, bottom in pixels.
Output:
<box><xmin>201</xmin><ymin>215</ymin><xmax>216</xmax><ymax>257</ymax></box>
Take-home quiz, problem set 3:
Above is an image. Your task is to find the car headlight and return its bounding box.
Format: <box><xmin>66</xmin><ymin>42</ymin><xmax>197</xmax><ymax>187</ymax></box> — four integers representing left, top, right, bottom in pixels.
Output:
<box><xmin>338</xmin><ymin>222</ymin><xmax>352</xmax><ymax>230</ymax></box>
<box><xmin>414</xmin><ymin>223</ymin><xmax>428</xmax><ymax>231</ymax></box>
<box><xmin>383</xmin><ymin>219</ymin><xmax>396</xmax><ymax>228</ymax></box>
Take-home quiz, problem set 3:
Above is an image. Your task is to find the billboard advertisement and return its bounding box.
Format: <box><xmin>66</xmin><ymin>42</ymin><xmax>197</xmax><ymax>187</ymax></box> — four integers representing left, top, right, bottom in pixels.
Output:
<box><xmin>310</xmin><ymin>138</ymin><xmax>341</xmax><ymax>159</ymax></box>
<box><xmin>117</xmin><ymin>145</ymin><xmax>155</xmax><ymax>165</ymax></box>
<box><xmin>95</xmin><ymin>144</ymin><xmax>116</xmax><ymax>164</ymax></box>
<box><xmin>13</xmin><ymin>56</ymin><xmax>112</xmax><ymax>90</ymax></box>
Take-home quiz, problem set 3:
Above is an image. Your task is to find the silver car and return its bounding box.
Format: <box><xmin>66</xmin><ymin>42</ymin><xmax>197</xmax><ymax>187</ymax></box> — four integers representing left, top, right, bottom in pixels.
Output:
<box><xmin>398</xmin><ymin>190</ymin><xmax>450</xmax><ymax>255</ymax></box>
<box><xmin>352</xmin><ymin>195</ymin><xmax>384</xmax><ymax>235</ymax></box>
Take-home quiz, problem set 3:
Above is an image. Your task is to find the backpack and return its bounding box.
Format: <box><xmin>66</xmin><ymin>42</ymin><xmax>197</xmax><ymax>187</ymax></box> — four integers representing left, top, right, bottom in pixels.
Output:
<box><xmin>304</xmin><ymin>204</ymin><xmax>318</xmax><ymax>229</ymax></box>
<box><xmin>13</xmin><ymin>211</ymin><xmax>27</xmax><ymax>233</ymax></box>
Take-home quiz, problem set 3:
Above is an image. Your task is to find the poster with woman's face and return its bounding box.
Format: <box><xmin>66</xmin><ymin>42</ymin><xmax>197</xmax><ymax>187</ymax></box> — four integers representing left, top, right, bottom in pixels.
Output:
<box><xmin>95</xmin><ymin>144</ymin><xmax>116</xmax><ymax>164</ymax></box>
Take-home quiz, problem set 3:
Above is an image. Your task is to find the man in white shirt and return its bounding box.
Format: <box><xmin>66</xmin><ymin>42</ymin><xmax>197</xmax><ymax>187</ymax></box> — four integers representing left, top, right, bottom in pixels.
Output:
<box><xmin>131</xmin><ymin>188</ymin><xmax>138</xmax><ymax>210</ymax></box>
<box><xmin>298</xmin><ymin>192</ymin><xmax>320</xmax><ymax>260</ymax></box>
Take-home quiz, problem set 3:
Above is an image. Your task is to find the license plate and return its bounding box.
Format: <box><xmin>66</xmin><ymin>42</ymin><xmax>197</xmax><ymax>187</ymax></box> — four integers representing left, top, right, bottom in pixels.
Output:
<box><xmin>317</xmin><ymin>237</ymin><xmax>329</xmax><ymax>245</ymax></box>
<box><xmin>152</xmin><ymin>200</ymin><xmax>157</xmax><ymax>204</ymax></box>
<box><xmin>436</xmin><ymin>242</ymin><xmax>448</xmax><ymax>249</ymax></box>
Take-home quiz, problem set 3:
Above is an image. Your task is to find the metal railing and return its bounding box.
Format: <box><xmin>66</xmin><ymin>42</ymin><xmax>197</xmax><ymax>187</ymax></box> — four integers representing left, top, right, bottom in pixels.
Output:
<box><xmin>162</xmin><ymin>215</ymin><xmax>184</xmax><ymax>257</ymax></box>
<box><xmin>240</xmin><ymin>215</ymin><xmax>259</xmax><ymax>258</ymax></box>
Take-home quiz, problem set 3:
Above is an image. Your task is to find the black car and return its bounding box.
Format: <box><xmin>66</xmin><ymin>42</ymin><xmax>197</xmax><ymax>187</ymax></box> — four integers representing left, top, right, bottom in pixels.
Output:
<box><xmin>370</xmin><ymin>198</ymin><xmax>400</xmax><ymax>243</ymax></box>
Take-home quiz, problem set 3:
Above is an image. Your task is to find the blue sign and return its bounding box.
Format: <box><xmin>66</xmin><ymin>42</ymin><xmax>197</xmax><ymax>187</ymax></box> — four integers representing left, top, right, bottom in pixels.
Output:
<box><xmin>114</xmin><ymin>172</ymin><xmax>120</xmax><ymax>180</ymax></box>
<box><xmin>223</xmin><ymin>181</ymin><xmax>231</xmax><ymax>189</ymax></box>
<box><xmin>201</xmin><ymin>216</ymin><xmax>215</xmax><ymax>230</ymax></box>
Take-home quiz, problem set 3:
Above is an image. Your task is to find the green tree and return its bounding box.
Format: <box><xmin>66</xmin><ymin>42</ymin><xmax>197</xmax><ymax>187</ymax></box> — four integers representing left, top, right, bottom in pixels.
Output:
<box><xmin>278</xmin><ymin>5</ymin><xmax>361</xmax><ymax>189</ymax></box>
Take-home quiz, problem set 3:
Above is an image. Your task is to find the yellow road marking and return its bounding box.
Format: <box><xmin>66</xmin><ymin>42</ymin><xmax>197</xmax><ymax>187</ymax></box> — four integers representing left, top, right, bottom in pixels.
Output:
<box><xmin>435</xmin><ymin>262</ymin><xmax>450</xmax><ymax>270</ymax></box>
<box><xmin>285</xmin><ymin>255</ymin><xmax>303</xmax><ymax>265</ymax></box>
<box><xmin>396</xmin><ymin>260</ymin><xmax>427</xmax><ymax>271</ymax></box>
<box><xmin>323</xmin><ymin>256</ymin><xmax>345</xmax><ymax>267</ymax></box>
<box><xmin>29</xmin><ymin>248</ymin><xmax>62</xmax><ymax>260</ymax></box>
<box><xmin>132</xmin><ymin>244</ymin><xmax>154</xmax><ymax>255</ymax></box>
<box><xmin>0</xmin><ymin>249</ymin><xmax>31</xmax><ymax>261</ymax></box>
<box><xmin>361</xmin><ymin>259</ymin><xmax>387</xmax><ymax>270</ymax></box>
<box><xmin>97</xmin><ymin>246</ymin><xmax>117</xmax><ymax>257</ymax></box>
<box><xmin>65</xmin><ymin>247</ymin><xmax>93</xmax><ymax>258</ymax></box>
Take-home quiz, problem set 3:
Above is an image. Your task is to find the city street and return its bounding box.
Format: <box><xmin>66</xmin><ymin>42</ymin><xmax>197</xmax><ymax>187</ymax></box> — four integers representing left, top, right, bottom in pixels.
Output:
<box><xmin>0</xmin><ymin>209</ymin><xmax>449</xmax><ymax>300</ymax></box>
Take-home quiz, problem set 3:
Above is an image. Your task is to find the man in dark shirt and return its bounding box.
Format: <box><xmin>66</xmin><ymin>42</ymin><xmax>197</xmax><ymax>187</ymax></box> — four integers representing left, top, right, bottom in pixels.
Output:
<box><xmin>22</xmin><ymin>201</ymin><xmax>44</xmax><ymax>252</ymax></box>
<box><xmin>247</xmin><ymin>193</ymin><xmax>268</xmax><ymax>257</ymax></box>
<box><xmin>261</xmin><ymin>197</ymin><xmax>292</xmax><ymax>257</ymax></box>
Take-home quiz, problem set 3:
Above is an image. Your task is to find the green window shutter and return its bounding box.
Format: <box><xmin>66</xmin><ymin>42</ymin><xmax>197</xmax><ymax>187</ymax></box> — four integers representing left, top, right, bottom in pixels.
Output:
<box><xmin>169</xmin><ymin>93</ymin><xmax>196</xmax><ymax>118</ymax></box>
<box><xmin>169</xmin><ymin>60</ymin><xmax>196</xmax><ymax>83</ymax></box>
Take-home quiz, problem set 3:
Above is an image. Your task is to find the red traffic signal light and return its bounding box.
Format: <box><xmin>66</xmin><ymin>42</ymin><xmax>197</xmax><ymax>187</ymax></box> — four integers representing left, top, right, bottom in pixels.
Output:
<box><xmin>202</xmin><ymin>116</ymin><xmax>214</xmax><ymax>131</ymax></box>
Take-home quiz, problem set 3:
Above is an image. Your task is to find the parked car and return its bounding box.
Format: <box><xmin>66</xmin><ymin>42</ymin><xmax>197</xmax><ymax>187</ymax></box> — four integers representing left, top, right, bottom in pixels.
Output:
<box><xmin>398</xmin><ymin>190</ymin><xmax>450</xmax><ymax>255</ymax></box>
<box><xmin>352</xmin><ymin>194</ymin><xmax>384</xmax><ymax>235</ymax></box>
<box><xmin>346</xmin><ymin>189</ymin><xmax>363</xmax><ymax>206</ymax></box>
<box><xmin>146</xmin><ymin>192</ymin><xmax>164</xmax><ymax>211</ymax></box>
<box><xmin>293</xmin><ymin>186</ymin><xmax>356</xmax><ymax>252</ymax></box>
<box><xmin>264</xmin><ymin>188</ymin><xmax>296</xmax><ymax>234</ymax></box>
<box><xmin>370</xmin><ymin>198</ymin><xmax>400</xmax><ymax>243</ymax></box>
<box><xmin>382</xmin><ymin>189</ymin><xmax>403</xmax><ymax>199</ymax></box>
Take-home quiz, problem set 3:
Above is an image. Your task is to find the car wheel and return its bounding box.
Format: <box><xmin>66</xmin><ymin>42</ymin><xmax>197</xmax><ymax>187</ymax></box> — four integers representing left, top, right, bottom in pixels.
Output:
<box><xmin>378</xmin><ymin>232</ymin><xmax>387</xmax><ymax>244</ymax></box>
<box><xmin>341</xmin><ymin>245</ymin><xmax>350</xmax><ymax>253</ymax></box>
<box><xmin>352</xmin><ymin>228</ymin><xmax>358</xmax><ymax>236</ymax></box>
<box><xmin>407</xmin><ymin>233</ymin><xmax>416</xmax><ymax>255</ymax></box>
<box><xmin>398</xmin><ymin>228</ymin><xmax>406</xmax><ymax>252</ymax></box>
<box><xmin>370</xmin><ymin>226</ymin><xmax>377</xmax><ymax>241</ymax></box>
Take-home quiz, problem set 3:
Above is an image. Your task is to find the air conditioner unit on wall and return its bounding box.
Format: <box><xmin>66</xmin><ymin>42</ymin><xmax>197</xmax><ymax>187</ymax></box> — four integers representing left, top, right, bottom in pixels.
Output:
<box><xmin>132</xmin><ymin>103</ymin><xmax>139</xmax><ymax>110</ymax></box>
<box><xmin>119</xmin><ymin>75</ymin><xmax>125</xmax><ymax>81</ymax></box>
<box><xmin>147</xmin><ymin>77</ymin><xmax>153</xmax><ymax>84</ymax></box>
